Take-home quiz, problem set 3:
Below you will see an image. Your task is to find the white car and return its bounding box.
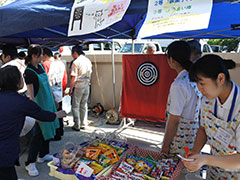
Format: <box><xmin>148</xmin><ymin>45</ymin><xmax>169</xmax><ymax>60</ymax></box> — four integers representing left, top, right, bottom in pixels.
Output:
<box><xmin>120</xmin><ymin>41</ymin><xmax>163</xmax><ymax>54</ymax></box>
<box><xmin>60</xmin><ymin>40</ymin><xmax>122</xmax><ymax>56</ymax></box>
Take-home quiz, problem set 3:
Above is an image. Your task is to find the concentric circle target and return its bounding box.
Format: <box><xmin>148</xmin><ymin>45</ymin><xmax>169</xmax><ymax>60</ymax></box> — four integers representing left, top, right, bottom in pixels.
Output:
<box><xmin>136</xmin><ymin>62</ymin><xmax>159</xmax><ymax>86</ymax></box>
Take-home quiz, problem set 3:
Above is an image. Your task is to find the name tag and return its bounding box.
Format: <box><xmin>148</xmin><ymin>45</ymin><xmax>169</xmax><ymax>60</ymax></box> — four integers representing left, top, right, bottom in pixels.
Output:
<box><xmin>215</xmin><ymin>128</ymin><xmax>233</xmax><ymax>148</ymax></box>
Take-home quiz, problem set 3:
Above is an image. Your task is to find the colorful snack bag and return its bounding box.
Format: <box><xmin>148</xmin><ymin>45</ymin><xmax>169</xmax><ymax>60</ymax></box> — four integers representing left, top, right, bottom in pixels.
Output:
<box><xmin>132</xmin><ymin>171</ymin><xmax>145</xmax><ymax>178</ymax></box>
<box><xmin>98</xmin><ymin>154</ymin><xmax>111</xmax><ymax>167</ymax></box>
<box><xmin>110</xmin><ymin>174</ymin><xmax>124</xmax><ymax>180</ymax></box>
<box><xmin>135</xmin><ymin>159</ymin><xmax>155</xmax><ymax>175</ymax></box>
<box><xmin>129</xmin><ymin>174</ymin><xmax>144</xmax><ymax>180</ymax></box>
<box><xmin>146</xmin><ymin>155</ymin><xmax>155</xmax><ymax>161</ymax></box>
<box><xmin>126</xmin><ymin>154</ymin><xmax>138</xmax><ymax>166</ymax></box>
<box><xmin>98</xmin><ymin>143</ymin><xmax>111</xmax><ymax>153</ymax></box>
<box><xmin>86</xmin><ymin>147</ymin><xmax>102</xmax><ymax>161</ymax></box>
<box><xmin>111</xmin><ymin>145</ymin><xmax>126</xmax><ymax>155</ymax></box>
<box><xmin>144</xmin><ymin>174</ymin><xmax>156</xmax><ymax>180</ymax></box>
<box><xmin>117</xmin><ymin>160</ymin><xmax>134</xmax><ymax>174</ymax></box>
<box><xmin>89</xmin><ymin>162</ymin><xmax>104</xmax><ymax>175</ymax></box>
<box><xmin>114</xmin><ymin>170</ymin><xmax>128</xmax><ymax>180</ymax></box>
<box><xmin>104</xmin><ymin>148</ymin><xmax>120</xmax><ymax>164</ymax></box>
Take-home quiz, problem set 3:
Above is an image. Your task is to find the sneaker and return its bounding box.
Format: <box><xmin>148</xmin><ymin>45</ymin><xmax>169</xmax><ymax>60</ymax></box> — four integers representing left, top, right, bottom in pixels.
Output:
<box><xmin>25</xmin><ymin>163</ymin><xmax>39</xmax><ymax>176</ymax></box>
<box><xmin>37</xmin><ymin>154</ymin><xmax>53</xmax><ymax>163</ymax></box>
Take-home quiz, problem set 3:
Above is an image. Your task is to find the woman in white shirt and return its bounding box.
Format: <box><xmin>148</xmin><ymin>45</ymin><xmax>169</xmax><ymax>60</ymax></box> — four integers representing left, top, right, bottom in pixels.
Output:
<box><xmin>161</xmin><ymin>41</ymin><xmax>201</xmax><ymax>155</ymax></box>
<box><xmin>183</xmin><ymin>54</ymin><xmax>240</xmax><ymax>179</ymax></box>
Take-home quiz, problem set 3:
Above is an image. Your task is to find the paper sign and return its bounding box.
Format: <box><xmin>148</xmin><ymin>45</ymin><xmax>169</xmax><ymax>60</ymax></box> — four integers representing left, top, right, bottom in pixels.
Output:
<box><xmin>68</xmin><ymin>0</ymin><xmax>131</xmax><ymax>36</ymax></box>
<box><xmin>137</xmin><ymin>0</ymin><xmax>213</xmax><ymax>38</ymax></box>
<box><xmin>75</xmin><ymin>162</ymin><xmax>94</xmax><ymax>177</ymax></box>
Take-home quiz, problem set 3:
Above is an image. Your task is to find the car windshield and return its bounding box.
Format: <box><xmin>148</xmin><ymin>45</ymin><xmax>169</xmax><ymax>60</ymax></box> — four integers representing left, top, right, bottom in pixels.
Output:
<box><xmin>120</xmin><ymin>43</ymin><xmax>145</xmax><ymax>53</ymax></box>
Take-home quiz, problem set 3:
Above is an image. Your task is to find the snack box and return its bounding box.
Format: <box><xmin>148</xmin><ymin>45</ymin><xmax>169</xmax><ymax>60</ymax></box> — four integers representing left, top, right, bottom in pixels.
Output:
<box><xmin>48</xmin><ymin>161</ymin><xmax>113</xmax><ymax>180</ymax></box>
<box><xmin>107</xmin><ymin>145</ymin><xmax>185</xmax><ymax>180</ymax></box>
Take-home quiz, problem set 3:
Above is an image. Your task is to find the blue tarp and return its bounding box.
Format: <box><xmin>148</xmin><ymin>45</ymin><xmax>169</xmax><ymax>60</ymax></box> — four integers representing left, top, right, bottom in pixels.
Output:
<box><xmin>0</xmin><ymin>0</ymin><xmax>239</xmax><ymax>47</ymax></box>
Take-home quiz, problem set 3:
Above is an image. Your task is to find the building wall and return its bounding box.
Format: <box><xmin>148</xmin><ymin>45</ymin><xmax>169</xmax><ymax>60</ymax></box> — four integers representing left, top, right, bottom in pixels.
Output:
<box><xmin>63</xmin><ymin>53</ymin><xmax>240</xmax><ymax>111</ymax></box>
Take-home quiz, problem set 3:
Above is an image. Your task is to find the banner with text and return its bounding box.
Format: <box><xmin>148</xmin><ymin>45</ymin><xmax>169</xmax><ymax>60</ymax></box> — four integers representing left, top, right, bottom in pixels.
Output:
<box><xmin>68</xmin><ymin>0</ymin><xmax>131</xmax><ymax>36</ymax></box>
<box><xmin>137</xmin><ymin>0</ymin><xmax>213</xmax><ymax>38</ymax></box>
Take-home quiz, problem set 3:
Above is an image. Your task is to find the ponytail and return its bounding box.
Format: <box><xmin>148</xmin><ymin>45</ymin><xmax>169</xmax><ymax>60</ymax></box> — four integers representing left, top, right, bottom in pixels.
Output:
<box><xmin>223</xmin><ymin>59</ymin><xmax>236</xmax><ymax>70</ymax></box>
<box><xmin>181</xmin><ymin>60</ymin><xmax>193</xmax><ymax>72</ymax></box>
<box><xmin>25</xmin><ymin>55</ymin><xmax>31</xmax><ymax>65</ymax></box>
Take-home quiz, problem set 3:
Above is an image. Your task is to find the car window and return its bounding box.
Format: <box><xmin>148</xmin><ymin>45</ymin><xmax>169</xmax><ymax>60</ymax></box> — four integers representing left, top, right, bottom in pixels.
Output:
<box><xmin>162</xmin><ymin>47</ymin><xmax>167</xmax><ymax>52</ymax></box>
<box><xmin>93</xmin><ymin>43</ymin><xmax>101</xmax><ymax>51</ymax></box>
<box><xmin>154</xmin><ymin>43</ymin><xmax>160</xmax><ymax>51</ymax></box>
<box><xmin>134</xmin><ymin>44</ymin><xmax>144</xmax><ymax>53</ymax></box>
<box><xmin>103</xmin><ymin>42</ymin><xmax>112</xmax><ymax>50</ymax></box>
<box><xmin>203</xmin><ymin>44</ymin><xmax>210</xmax><ymax>53</ymax></box>
<box><xmin>114</xmin><ymin>42</ymin><xmax>121</xmax><ymax>51</ymax></box>
<box><xmin>82</xmin><ymin>44</ymin><xmax>89</xmax><ymax>51</ymax></box>
<box><xmin>120</xmin><ymin>44</ymin><xmax>132</xmax><ymax>53</ymax></box>
<box><xmin>120</xmin><ymin>43</ymin><xmax>151</xmax><ymax>53</ymax></box>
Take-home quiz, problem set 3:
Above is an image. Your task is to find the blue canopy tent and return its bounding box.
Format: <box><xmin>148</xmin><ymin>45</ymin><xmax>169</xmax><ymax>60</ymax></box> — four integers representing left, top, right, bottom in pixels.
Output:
<box><xmin>0</xmin><ymin>0</ymin><xmax>240</xmax><ymax>47</ymax></box>
<box><xmin>0</xmin><ymin>0</ymin><xmax>239</xmax><ymax>113</ymax></box>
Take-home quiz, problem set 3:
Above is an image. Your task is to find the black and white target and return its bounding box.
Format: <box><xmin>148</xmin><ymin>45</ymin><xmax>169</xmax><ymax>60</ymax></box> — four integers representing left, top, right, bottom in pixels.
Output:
<box><xmin>136</xmin><ymin>62</ymin><xmax>159</xmax><ymax>86</ymax></box>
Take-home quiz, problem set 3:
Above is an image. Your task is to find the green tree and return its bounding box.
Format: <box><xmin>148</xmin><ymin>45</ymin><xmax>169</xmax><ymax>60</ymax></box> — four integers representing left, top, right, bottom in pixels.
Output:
<box><xmin>208</xmin><ymin>38</ymin><xmax>240</xmax><ymax>52</ymax></box>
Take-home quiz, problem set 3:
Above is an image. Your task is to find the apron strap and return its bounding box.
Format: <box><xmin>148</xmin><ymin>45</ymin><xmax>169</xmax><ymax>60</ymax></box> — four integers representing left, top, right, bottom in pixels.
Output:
<box><xmin>214</xmin><ymin>84</ymin><xmax>238</xmax><ymax>122</ymax></box>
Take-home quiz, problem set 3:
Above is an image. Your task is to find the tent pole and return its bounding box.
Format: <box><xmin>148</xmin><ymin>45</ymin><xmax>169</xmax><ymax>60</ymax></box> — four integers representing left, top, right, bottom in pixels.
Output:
<box><xmin>111</xmin><ymin>41</ymin><xmax>116</xmax><ymax>108</ymax></box>
<box><xmin>132</xmin><ymin>39</ymin><xmax>135</xmax><ymax>54</ymax></box>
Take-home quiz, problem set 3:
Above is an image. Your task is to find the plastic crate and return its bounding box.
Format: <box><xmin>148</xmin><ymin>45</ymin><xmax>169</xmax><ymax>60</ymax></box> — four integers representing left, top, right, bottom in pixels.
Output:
<box><xmin>107</xmin><ymin>145</ymin><xmax>185</xmax><ymax>180</ymax></box>
<box><xmin>48</xmin><ymin>161</ymin><xmax>113</xmax><ymax>180</ymax></box>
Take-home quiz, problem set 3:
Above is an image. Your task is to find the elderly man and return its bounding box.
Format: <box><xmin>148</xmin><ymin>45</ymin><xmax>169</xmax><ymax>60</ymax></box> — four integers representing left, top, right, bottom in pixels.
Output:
<box><xmin>70</xmin><ymin>45</ymin><xmax>92</xmax><ymax>131</ymax></box>
<box><xmin>146</xmin><ymin>43</ymin><xmax>156</xmax><ymax>54</ymax></box>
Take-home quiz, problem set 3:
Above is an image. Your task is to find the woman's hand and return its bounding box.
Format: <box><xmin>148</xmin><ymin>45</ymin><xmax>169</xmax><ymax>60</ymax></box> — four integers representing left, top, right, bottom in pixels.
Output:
<box><xmin>55</xmin><ymin>110</ymin><xmax>67</xmax><ymax>119</ymax></box>
<box><xmin>183</xmin><ymin>154</ymin><xmax>208</xmax><ymax>172</ymax></box>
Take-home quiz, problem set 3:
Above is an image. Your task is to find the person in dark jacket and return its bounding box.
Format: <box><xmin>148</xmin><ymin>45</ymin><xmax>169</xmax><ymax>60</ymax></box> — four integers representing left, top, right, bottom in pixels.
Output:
<box><xmin>0</xmin><ymin>65</ymin><xmax>66</xmax><ymax>180</ymax></box>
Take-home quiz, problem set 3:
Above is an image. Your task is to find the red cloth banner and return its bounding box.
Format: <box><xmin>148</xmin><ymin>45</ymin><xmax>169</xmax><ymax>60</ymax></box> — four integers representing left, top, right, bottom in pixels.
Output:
<box><xmin>121</xmin><ymin>54</ymin><xmax>177</xmax><ymax>122</ymax></box>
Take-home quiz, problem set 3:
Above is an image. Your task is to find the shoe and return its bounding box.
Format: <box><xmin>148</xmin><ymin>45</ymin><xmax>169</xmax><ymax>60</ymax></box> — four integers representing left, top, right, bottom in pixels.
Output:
<box><xmin>72</xmin><ymin>126</ymin><xmax>80</xmax><ymax>131</ymax></box>
<box><xmin>37</xmin><ymin>154</ymin><xmax>53</xmax><ymax>163</ymax></box>
<box><xmin>25</xmin><ymin>163</ymin><xmax>39</xmax><ymax>176</ymax></box>
<box><xmin>80</xmin><ymin>126</ymin><xmax>85</xmax><ymax>130</ymax></box>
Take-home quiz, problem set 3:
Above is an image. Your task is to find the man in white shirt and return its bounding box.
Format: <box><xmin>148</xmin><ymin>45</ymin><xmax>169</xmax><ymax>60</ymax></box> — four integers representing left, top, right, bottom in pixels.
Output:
<box><xmin>70</xmin><ymin>45</ymin><xmax>92</xmax><ymax>131</ymax></box>
<box><xmin>1</xmin><ymin>45</ymin><xmax>27</xmax><ymax>94</ymax></box>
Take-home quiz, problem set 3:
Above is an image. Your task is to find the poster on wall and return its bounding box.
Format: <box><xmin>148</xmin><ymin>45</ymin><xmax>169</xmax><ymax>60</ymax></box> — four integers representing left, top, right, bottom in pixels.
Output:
<box><xmin>68</xmin><ymin>0</ymin><xmax>131</xmax><ymax>36</ymax></box>
<box><xmin>137</xmin><ymin>0</ymin><xmax>213</xmax><ymax>39</ymax></box>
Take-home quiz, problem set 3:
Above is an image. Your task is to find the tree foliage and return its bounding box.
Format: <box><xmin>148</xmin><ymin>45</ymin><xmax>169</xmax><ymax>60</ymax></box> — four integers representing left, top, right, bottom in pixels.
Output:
<box><xmin>208</xmin><ymin>38</ymin><xmax>240</xmax><ymax>52</ymax></box>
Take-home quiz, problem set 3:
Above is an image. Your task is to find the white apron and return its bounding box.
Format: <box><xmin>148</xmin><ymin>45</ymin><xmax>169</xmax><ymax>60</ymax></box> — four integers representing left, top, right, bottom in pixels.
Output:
<box><xmin>166</xmin><ymin>74</ymin><xmax>201</xmax><ymax>155</ymax></box>
<box><xmin>202</xmin><ymin>85</ymin><xmax>240</xmax><ymax>180</ymax></box>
